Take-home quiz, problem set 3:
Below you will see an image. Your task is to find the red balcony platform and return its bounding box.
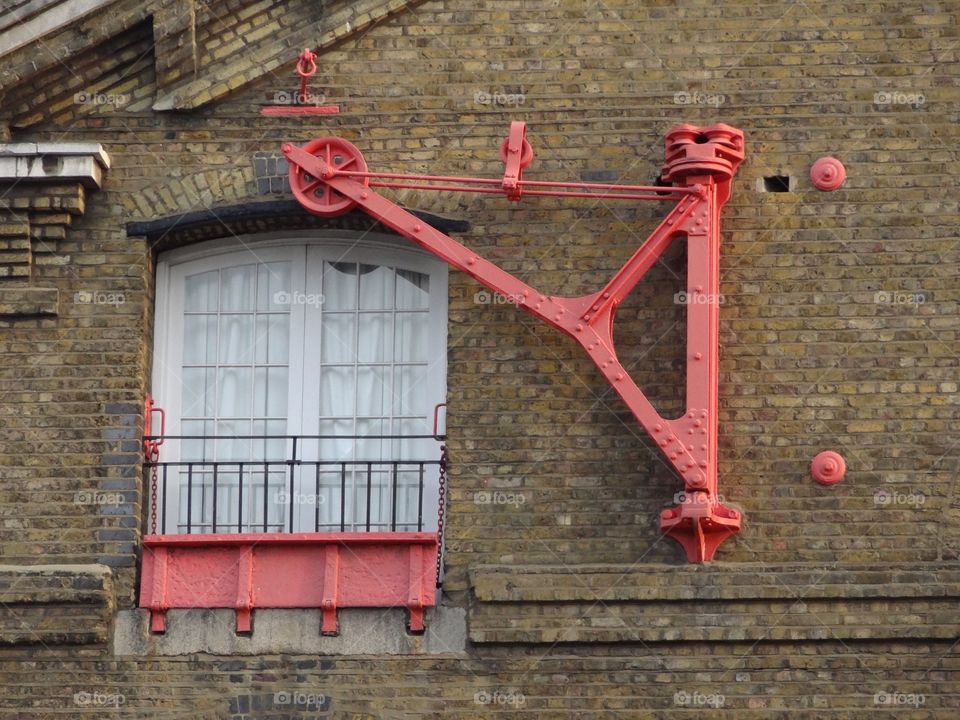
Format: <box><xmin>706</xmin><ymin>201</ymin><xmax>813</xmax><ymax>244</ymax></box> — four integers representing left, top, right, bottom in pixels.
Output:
<box><xmin>139</xmin><ymin>532</ymin><xmax>438</xmax><ymax>635</ymax></box>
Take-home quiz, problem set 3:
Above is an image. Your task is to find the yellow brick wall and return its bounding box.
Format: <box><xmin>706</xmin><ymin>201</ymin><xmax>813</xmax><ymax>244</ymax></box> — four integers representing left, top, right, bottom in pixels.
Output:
<box><xmin>0</xmin><ymin>0</ymin><xmax>957</xmax><ymax>716</ymax></box>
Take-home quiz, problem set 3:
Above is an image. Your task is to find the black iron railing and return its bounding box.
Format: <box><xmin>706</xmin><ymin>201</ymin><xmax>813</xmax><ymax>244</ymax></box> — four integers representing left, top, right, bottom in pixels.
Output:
<box><xmin>144</xmin><ymin>434</ymin><xmax>446</xmax><ymax>536</ymax></box>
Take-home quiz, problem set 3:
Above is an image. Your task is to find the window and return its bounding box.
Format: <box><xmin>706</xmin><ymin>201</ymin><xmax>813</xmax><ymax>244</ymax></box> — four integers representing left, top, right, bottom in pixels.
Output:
<box><xmin>151</xmin><ymin>233</ymin><xmax>448</xmax><ymax>535</ymax></box>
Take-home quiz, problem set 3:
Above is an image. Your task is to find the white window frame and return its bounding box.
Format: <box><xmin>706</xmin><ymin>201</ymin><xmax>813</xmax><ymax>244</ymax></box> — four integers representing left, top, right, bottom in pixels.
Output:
<box><xmin>152</xmin><ymin>231</ymin><xmax>448</xmax><ymax>534</ymax></box>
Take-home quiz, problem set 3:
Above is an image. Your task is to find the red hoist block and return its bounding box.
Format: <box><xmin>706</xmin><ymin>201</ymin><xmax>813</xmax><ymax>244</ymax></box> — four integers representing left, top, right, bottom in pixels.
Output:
<box><xmin>283</xmin><ymin>122</ymin><xmax>745</xmax><ymax>562</ymax></box>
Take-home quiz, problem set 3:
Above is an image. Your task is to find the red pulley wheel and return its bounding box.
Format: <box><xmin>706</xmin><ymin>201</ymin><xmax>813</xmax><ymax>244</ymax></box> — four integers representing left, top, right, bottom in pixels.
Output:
<box><xmin>499</xmin><ymin>136</ymin><xmax>534</xmax><ymax>169</ymax></box>
<box><xmin>288</xmin><ymin>137</ymin><xmax>368</xmax><ymax>217</ymax></box>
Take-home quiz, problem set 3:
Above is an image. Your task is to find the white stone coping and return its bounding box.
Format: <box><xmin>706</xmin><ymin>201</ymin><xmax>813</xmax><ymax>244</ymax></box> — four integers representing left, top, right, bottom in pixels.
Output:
<box><xmin>0</xmin><ymin>142</ymin><xmax>110</xmax><ymax>188</ymax></box>
<box><xmin>0</xmin><ymin>142</ymin><xmax>111</xmax><ymax>168</ymax></box>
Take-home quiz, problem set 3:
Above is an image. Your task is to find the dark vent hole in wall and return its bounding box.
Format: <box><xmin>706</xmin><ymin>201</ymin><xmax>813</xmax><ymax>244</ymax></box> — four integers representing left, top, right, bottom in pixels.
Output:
<box><xmin>763</xmin><ymin>175</ymin><xmax>791</xmax><ymax>192</ymax></box>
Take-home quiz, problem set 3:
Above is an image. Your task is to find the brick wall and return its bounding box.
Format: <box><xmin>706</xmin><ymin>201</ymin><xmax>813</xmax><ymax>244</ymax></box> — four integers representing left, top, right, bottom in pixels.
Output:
<box><xmin>0</xmin><ymin>0</ymin><xmax>958</xmax><ymax>716</ymax></box>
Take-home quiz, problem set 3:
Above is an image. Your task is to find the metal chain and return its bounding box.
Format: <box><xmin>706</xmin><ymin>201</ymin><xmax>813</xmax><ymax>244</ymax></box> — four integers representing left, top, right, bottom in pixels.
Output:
<box><xmin>148</xmin><ymin>446</ymin><xmax>159</xmax><ymax>535</ymax></box>
<box><xmin>436</xmin><ymin>443</ymin><xmax>447</xmax><ymax>586</ymax></box>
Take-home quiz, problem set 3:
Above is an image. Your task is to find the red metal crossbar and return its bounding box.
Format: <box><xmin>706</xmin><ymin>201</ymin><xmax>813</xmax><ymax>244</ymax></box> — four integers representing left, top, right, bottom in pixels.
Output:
<box><xmin>282</xmin><ymin>122</ymin><xmax>745</xmax><ymax>562</ymax></box>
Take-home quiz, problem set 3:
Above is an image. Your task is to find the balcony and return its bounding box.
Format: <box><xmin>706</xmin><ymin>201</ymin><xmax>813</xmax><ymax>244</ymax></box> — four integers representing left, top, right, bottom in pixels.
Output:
<box><xmin>139</xmin><ymin>432</ymin><xmax>447</xmax><ymax>635</ymax></box>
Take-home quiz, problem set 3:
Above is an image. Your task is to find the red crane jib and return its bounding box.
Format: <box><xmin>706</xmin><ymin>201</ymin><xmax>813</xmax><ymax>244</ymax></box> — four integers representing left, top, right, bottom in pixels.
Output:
<box><xmin>282</xmin><ymin>122</ymin><xmax>745</xmax><ymax>562</ymax></box>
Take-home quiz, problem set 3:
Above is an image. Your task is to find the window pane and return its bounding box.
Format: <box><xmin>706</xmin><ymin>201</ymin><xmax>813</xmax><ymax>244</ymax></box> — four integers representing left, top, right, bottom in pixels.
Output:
<box><xmin>358</xmin><ymin>469</ymin><xmax>390</xmax><ymax>529</ymax></box>
<box><xmin>214</xmin><ymin>420</ymin><xmax>252</xmax><ymax>461</ymax></box>
<box><xmin>391</xmin><ymin>418</ymin><xmax>432</xmax><ymax>457</ymax></box>
<box><xmin>320</xmin><ymin>313</ymin><xmax>355</xmax><ymax>363</ymax></box>
<box><xmin>359</xmin><ymin>264</ymin><xmax>393</xmax><ymax>310</ymax></box>
<box><xmin>356</xmin><ymin>366</ymin><xmax>388</xmax><ymax>417</ymax></box>
<box><xmin>395</xmin><ymin>268</ymin><xmax>429</xmax><ymax>310</ymax></box>
<box><xmin>183</xmin><ymin>315</ymin><xmax>217</xmax><ymax>364</ymax></box>
<box><xmin>181</xmin><ymin>419</ymin><xmax>213</xmax><ymax>462</ymax></box>
<box><xmin>320</xmin><ymin>366</ymin><xmax>355</xmax><ymax>417</ymax></box>
<box><xmin>392</xmin><ymin>416</ymin><xmax>431</xmax><ymax>437</ymax></box>
<box><xmin>257</xmin><ymin>261</ymin><xmax>292</xmax><ymax>311</ymax></box>
<box><xmin>263</xmin><ymin>419</ymin><xmax>287</xmax><ymax>460</ymax></box>
<box><xmin>215</xmin><ymin>475</ymin><xmax>239</xmax><ymax>531</ymax></box>
<box><xmin>322</xmin><ymin>262</ymin><xmax>357</xmax><ymax>310</ymax></box>
<box><xmin>255</xmin><ymin>314</ymin><xmax>290</xmax><ymax>364</ymax></box>
<box><xmin>394</xmin><ymin>467</ymin><xmax>423</xmax><ymax>529</ymax></box>
<box><xmin>185</xmin><ymin>270</ymin><xmax>218</xmax><ymax>312</ymax></box>
<box><xmin>217</xmin><ymin>366</ymin><xmax>253</xmax><ymax>417</ymax></box>
<box><xmin>220</xmin><ymin>265</ymin><xmax>255</xmax><ymax>312</ymax></box>
<box><xmin>393</xmin><ymin>365</ymin><xmax>428</xmax><ymax>416</ymax></box>
<box><xmin>356</xmin><ymin>418</ymin><xmax>385</xmax><ymax>460</ymax></box>
<box><xmin>319</xmin><ymin>418</ymin><xmax>354</xmax><ymax>461</ymax></box>
<box><xmin>357</xmin><ymin>313</ymin><xmax>391</xmax><ymax>363</ymax></box>
<box><xmin>316</xmin><ymin>470</ymin><xmax>343</xmax><ymax>530</ymax></box>
<box><xmin>182</xmin><ymin>367</ymin><xmax>215</xmax><ymax>418</ymax></box>
<box><xmin>394</xmin><ymin>312</ymin><xmax>428</xmax><ymax>362</ymax></box>
<box><xmin>251</xmin><ymin>419</ymin><xmax>288</xmax><ymax>461</ymax></box>
<box><xmin>219</xmin><ymin>315</ymin><xmax>254</xmax><ymax>364</ymax></box>
<box><xmin>254</xmin><ymin>366</ymin><xmax>288</xmax><ymax>417</ymax></box>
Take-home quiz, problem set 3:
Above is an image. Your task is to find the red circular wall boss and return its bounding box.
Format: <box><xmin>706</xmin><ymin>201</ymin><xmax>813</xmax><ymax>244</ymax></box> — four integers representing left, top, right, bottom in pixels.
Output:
<box><xmin>811</xmin><ymin>450</ymin><xmax>846</xmax><ymax>485</ymax></box>
<box><xmin>810</xmin><ymin>157</ymin><xmax>846</xmax><ymax>191</ymax></box>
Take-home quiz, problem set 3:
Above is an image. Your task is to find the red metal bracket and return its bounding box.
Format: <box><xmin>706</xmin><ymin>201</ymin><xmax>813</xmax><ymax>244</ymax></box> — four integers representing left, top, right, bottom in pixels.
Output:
<box><xmin>500</xmin><ymin>120</ymin><xmax>533</xmax><ymax>201</ymax></box>
<box><xmin>282</xmin><ymin>122</ymin><xmax>745</xmax><ymax>561</ymax></box>
<box><xmin>144</xmin><ymin>394</ymin><xmax>164</xmax><ymax>461</ymax></box>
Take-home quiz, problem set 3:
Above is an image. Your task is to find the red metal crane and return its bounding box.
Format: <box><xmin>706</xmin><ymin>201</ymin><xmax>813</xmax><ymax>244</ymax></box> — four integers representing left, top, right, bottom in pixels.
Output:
<box><xmin>282</xmin><ymin>122</ymin><xmax>745</xmax><ymax>562</ymax></box>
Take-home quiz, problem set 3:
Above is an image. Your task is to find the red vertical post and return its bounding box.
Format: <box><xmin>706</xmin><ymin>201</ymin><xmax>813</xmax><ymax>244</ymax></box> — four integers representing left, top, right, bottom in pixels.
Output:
<box><xmin>657</xmin><ymin>125</ymin><xmax>744</xmax><ymax>561</ymax></box>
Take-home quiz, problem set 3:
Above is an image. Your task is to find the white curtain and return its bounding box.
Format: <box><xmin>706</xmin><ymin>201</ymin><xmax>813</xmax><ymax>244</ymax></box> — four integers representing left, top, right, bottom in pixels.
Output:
<box><xmin>178</xmin><ymin>261</ymin><xmax>291</xmax><ymax>532</ymax></box>
<box><xmin>316</xmin><ymin>261</ymin><xmax>432</xmax><ymax>531</ymax></box>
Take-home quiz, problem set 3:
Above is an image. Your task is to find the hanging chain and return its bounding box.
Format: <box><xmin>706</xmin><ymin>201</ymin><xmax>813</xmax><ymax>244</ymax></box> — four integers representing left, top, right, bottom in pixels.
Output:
<box><xmin>148</xmin><ymin>445</ymin><xmax>159</xmax><ymax>535</ymax></box>
<box><xmin>436</xmin><ymin>443</ymin><xmax>447</xmax><ymax>586</ymax></box>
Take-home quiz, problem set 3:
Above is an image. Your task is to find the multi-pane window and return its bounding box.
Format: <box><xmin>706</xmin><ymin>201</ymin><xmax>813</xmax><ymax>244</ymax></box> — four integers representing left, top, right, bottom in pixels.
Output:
<box><xmin>152</xmin><ymin>236</ymin><xmax>447</xmax><ymax>534</ymax></box>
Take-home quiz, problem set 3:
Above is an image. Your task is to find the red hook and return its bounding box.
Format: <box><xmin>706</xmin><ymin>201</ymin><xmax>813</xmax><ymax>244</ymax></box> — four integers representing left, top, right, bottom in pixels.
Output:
<box><xmin>296</xmin><ymin>48</ymin><xmax>318</xmax><ymax>78</ymax></box>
